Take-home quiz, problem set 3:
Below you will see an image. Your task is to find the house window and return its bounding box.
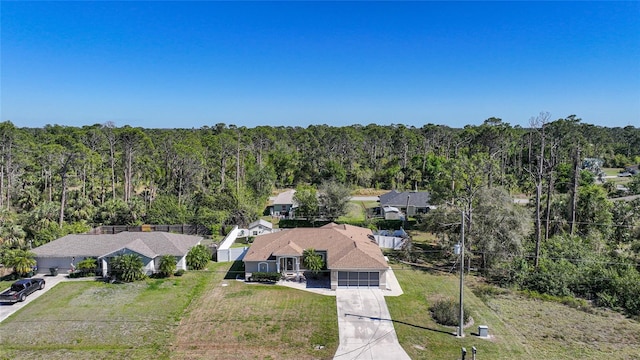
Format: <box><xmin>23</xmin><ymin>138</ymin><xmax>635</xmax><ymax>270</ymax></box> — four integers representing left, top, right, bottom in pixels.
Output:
<box><xmin>258</xmin><ymin>262</ymin><xmax>269</xmax><ymax>272</ymax></box>
<box><xmin>253</xmin><ymin>231</ymin><xmax>258</xmax><ymax>236</ymax></box>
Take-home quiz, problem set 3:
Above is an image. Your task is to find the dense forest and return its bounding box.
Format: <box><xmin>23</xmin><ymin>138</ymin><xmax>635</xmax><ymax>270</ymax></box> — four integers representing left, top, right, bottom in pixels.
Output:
<box><xmin>1</xmin><ymin>115</ymin><xmax>639</xmax><ymax>315</ymax></box>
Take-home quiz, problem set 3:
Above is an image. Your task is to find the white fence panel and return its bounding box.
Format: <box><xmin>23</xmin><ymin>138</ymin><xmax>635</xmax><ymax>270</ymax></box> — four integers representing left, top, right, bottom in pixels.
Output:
<box><xmin>374</xmin><ymin>235</ymin><xmax>407</xmax><ymax>250</ymax></box>
<box><xmin>218</xmin><ymin>225</ymin><xmax>240</xmax><ymax>250</ymax></box>
<box><xmin>217</xmin><ymin>247</ymin><xmax>248</xmax><ymax>262</ymax></box>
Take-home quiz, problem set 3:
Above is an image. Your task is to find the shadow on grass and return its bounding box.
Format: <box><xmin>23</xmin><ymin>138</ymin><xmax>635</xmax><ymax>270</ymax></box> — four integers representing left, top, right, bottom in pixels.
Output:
<box><xmin>224</xmin><ymin>260</ymin><xmax>245</xmax><ymax>280</ymax></box>
<box><xmin>345</xmin><ymin>313</ymin><xmax>455</xmax><ymax>336</ymax></box>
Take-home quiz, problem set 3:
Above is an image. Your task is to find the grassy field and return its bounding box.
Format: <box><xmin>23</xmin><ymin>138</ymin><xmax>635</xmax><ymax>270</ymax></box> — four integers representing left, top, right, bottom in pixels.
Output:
<box><xmin>603</xmin><ymin>167</ymin><xmax>626</xmax><ymax>176</ymax></box>
<box><xmin>387</xmin><ymin>264</ymin><xmax>530</xmax><ymax>360</ymax></box>
<box><xmin>2</xmin><ymin>259</ymin><xmax>639</xmax><ymax>360</ymax></box>
<box><xmin>0</xmin><ymin>269</ymin><xmax>211</xmax><ymax>360</ymax></box>
<box><xmin>387</xmin><ymin>263</ymin><xmax>640</xmax><ymax>360</ymax></box>
<box><xmin>337</xmin><ymin>201</ymin><xmax>367</xmax><ymax>222</ymax></box>
<box><xmin>0</xmin><ymin>261</ymin><xmax>337</xmax><ymax>360</ymax></box>
<box><xmin>351</xmin><ymin>188</ymin><xmax>387</xmax><ymax>196</ymax></box>
<box><xmin>171</xmin><ymin>262</ymin><xmax>338</xmax><ymax>360</ymax></box>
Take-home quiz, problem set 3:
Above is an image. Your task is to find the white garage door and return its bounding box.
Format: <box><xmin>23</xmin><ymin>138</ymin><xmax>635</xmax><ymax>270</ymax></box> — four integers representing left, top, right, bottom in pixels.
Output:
<box><xmin>337</xmin><ymin>271</ymin><xmax>380</xmax><ymax>287</ymax></box>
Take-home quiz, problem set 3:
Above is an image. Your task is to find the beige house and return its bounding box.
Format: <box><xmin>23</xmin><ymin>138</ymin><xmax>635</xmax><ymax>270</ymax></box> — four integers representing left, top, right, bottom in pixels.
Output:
<box><xmin>243</xmin><ymin>223</ymin><xmax>389</xmax><ymax>289</ymax></box>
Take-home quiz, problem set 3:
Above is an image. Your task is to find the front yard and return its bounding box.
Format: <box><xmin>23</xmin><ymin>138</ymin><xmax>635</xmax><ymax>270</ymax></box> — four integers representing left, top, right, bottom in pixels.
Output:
<box><xmin>171</xmin><ymin>263</ymin><xmax>338</xmax><ymax>359</ymax></box>
<box><xmin>0</xmin><ymin>262</ymin><xmax>338</xmax><ymax>360</ymax></box>
<box><xmin>386</xmin><ymin>263</ymin><xmax>640</xmax><ymax>360</ymax></box>
<box><xmin>0</xmin><ymin>269</ymin><xmax>211</xmax><ymax>360</ymax></box>
<box><xmin>3</xmin><ymin>259</ymin><xmax>638</xmax><ymax>360</ymax></box>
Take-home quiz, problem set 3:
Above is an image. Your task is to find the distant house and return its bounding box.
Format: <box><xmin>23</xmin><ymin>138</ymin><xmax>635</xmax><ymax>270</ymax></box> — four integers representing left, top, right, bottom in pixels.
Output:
<box><xmin>379</xmin><ymin>190</ymin><xmax>431</xmax><ymax>216</ymax></box>
<box><xmin>243</xmin><ymin>223</ymin><xmax>389</xmax><ymax>289</ymax></box>
<box><xmin>248</xmin><ymin>219</ymin><xmax>273</xmax><ymax>236</ymax></box>
<box><xmin>271</xmin><ymin>189</ymin><xmax>297</xmax><ymax>217</ymax></box>
<box><xmin>32</xmin><ymin>232</ymin><xmax>202</xmax><ymax>277</ymax></box>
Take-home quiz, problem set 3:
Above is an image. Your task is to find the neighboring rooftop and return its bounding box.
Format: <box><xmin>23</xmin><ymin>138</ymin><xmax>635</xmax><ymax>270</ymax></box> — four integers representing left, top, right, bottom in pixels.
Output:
<box><xmin>379</xmin><ymin>190</ymin><xmax>431</xmax><ymax>207</ymax></box>
<box><xmin>32</xmin><ymin>232</ymin><xmax>203</xmax><ymax>258</ymax></box>
<box><xmin>249</xmin><ymin>219</ymin><xmax>273</xmax><ymax>229</ymax></box>
<box><xmin>273</xmin><ymin>189</ymin><xmax>297</xmax><ymax>205</ymax></box>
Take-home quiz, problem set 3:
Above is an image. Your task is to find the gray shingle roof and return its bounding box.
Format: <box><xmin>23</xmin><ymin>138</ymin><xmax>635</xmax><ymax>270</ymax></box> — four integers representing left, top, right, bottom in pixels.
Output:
<box><xmin>32</xmin><ymin>232</ymin><xmax>202</xmax><ymax>259</ymax></box>
<box><xmin>273</xmin><ymin>189</ymin><xmax>296</xmax><ymax>206</ymax></box>
<box><xmin>379</xmin><ymin>190</ymin><xmax>431</xmax><ymax>208</ymax></box>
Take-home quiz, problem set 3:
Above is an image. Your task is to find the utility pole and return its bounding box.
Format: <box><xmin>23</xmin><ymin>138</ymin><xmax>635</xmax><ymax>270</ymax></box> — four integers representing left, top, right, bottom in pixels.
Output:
<box><xmin>458</xmin><ymin>209</ymin><xmax>465</xmax><ymax>337</ymax></box>
<box><xmin>404</xmin><ymin>194</ymin><xmax>410</xmax><ymax>229</ymax></box>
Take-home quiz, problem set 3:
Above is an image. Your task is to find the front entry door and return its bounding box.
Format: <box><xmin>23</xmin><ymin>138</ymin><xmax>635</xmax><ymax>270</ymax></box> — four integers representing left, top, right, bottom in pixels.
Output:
<box><xmin>280</xmin><ymin>257</ymin><xmax>296</xmax><ymax>272</ymax></box>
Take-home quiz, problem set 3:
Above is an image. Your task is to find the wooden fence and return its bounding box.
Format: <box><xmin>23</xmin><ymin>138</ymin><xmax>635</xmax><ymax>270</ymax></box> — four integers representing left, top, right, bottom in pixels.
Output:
<box><xmin>88</xmin><ymin>224</ymin><xmax>210</xmax><ymax>236</ymax></box>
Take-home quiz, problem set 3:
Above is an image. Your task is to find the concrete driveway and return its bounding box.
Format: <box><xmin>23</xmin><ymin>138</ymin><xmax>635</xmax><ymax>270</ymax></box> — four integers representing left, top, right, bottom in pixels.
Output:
<box><xmin>334</xmin><ymin>288</ymin><xmax>411</xmax><ymax>360</ymax></box>
<box><xmin>0</xmin><ymin>274</ymin><xmax>69</xmax><ymax>323</ymax></box>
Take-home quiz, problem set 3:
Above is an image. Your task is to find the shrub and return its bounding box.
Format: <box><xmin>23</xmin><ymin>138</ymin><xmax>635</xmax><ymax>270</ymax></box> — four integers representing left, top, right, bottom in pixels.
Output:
<box><xmin>472</xmin><ymin>283</ymin><xmax>507</xmax><ymax>303</ymax></box>
<box><xmin>77</xmin><ymin>258</ymin><xmax>98</xmax><ymax>276</ymax></box>
<box><xmin>430</xmin><ymin>298</ymin><xmax>470</xmax><ymax>327</ymax></box>
<box><xmin>110</xmin><ymin>253</ymin><xmax>145</xmax><ymax>282</ymax></box>
<box><xmin>186</xmin><ymin>244</ymin><xmax>210</xmax><ymax>270</ymax></box>
<box><xmin>174</xmin><ymin>269</ymin><xmax>185</xmax><ymax>276</ymax></box>
<box><xmin>157</xmin><ymin>255</ymin><xmax>177</xmax><ymax>278</ymax></box>
<box><xmin>249</xmin><ymin>272</ymin><xmax>281</xmax><ymax>282</ymax></box>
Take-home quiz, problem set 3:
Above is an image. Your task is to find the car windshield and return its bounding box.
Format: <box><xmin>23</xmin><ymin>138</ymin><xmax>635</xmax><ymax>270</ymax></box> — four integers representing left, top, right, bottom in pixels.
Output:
<box><xmin>10</xmin><ymin>284</ymin><xmax>26</xmax><ymax>291</ymax></box>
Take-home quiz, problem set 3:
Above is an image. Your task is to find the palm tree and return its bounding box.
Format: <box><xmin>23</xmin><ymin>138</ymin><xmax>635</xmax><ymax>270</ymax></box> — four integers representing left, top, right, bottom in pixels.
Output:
<box><xmin>186</xmin><ymin>244</ymin><xmax>210</xmax><ymax>270</ymax></box>
<box><xmin>3</xmin><ymin>249</ymin><xmax>37</xmax><ymax>276</ymax></box>
<box><xmin>157</xmin><ymin>255</ymin><xmax>177</xmax><ymax>277</ymax></box>
<box><xmin>302</xmin><ymin>248</ymin><xmax>323</xmax><ymax>278</ymax></box>
<box><xmin>111</xmin><ymin>253</ymin><xmax>145</xmax><ymax>282</ymax></box>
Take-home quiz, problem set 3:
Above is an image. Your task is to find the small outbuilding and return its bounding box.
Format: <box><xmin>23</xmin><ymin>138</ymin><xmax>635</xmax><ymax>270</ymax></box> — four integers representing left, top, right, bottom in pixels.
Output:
<box><xmin>248</xmin><ymin>219</ymin><xmax>274</xmax><ymax>236</ymax></box>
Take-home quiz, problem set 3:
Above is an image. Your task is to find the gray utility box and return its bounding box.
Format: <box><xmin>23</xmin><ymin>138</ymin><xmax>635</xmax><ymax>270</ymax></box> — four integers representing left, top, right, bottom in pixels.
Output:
<box><xmin>478</xmin><ymin>325</ymin><xmax>489</xmax><ymax>337</ymax></box>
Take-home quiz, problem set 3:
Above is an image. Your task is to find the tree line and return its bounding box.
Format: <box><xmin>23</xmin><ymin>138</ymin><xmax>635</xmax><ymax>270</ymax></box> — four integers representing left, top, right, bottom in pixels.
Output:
<box><xmin>0</xmin><ymin>115</ymin><xmax>639</xmax><ymax>314</ymax></box>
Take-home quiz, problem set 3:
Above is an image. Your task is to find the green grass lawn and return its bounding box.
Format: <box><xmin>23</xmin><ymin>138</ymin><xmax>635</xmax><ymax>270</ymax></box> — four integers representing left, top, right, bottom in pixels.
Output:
<box><xmin>603</xmin><ymin>167</ymin><xmax>625</xmax><ymax>176</ymax></box>
<box><xmin>387</xmin><ymin>264</ymin><xmax>529</xmax><ymax>360</ymax></box>
<box><xmin>387</xmin><ymin>263</ymin><xmax>640</xmax><ymax>359</ymax></box>
<box><xmin>0</xmin><ymin>262</ymin><xmax>338</xmax><ymax>360</ymax></box>
<box><xmin>230</xmin><ymin>240</ymin><xmax>251</xmax><ymax>248</ymax></box>
<box><xmin>2</xmin><ymin>259</ymin><xmax>638</xmax><ymax>360</ymax></box>
<box><xmin>171</xmin><ymin>262</ymin><xmax>338</xmax><ymax>360</ymax></box>
<box><xmin>337</xmin><ymin>201</ymin><xmax>367</xmax><ymax>222</ymax></box>
<box><xmin>0</xmin><ymin>279</ymin><xmax>14</xmax><ymax>293</ymax></box>
<box><xmin>0</xmin><ymin>265</ymin><xmax>215</xmax><ymax>360</ymax></box>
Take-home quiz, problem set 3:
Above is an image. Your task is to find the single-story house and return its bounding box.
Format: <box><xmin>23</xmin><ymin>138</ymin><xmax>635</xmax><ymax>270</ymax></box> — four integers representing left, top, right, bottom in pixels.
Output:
<box><xmin>271</xmin><ymin>189</ymin><xmax>297</xmax><ymax>217</ymax></box>
<box><xmin>243</xmin><ymin>223</ymin><xmax>389</xmax><ymax>290</ymax></box>
<box><xmin>248</xmin><ymin>219</ymin><xmax>273</xmax><ymax>236</ymax></box>
<box><xmin>379</xmin><ymin>190</ymin><xmax>431</xmax><ymax>216</ymax></box>
<box><xmin>32</xmin><ymin>232</ymin><xmax>202</xmax><ymax>277</ymax></box>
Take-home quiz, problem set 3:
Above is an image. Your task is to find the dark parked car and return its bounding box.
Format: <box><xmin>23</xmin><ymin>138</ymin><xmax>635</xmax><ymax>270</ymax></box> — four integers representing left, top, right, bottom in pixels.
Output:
<box><xmin>0</xmin><ymin>278</ymin><xmax>46</xmax><ymax>304</ymax></box>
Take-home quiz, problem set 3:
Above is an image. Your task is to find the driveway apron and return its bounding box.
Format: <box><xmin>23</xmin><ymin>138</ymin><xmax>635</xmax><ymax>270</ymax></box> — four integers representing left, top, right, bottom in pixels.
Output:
<box><xmin>0</xmin><ymin>274</ymin><xmax>69</xmax><ymax>323</ymax></box>
<box><xmin>334</xmin><ymin>288</ymin><xmax>411</xmax><ymax>360</ymax></box>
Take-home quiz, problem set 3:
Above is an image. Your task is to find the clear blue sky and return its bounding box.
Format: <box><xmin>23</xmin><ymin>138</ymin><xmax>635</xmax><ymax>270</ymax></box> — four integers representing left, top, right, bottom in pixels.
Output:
<box><xmin>2</xmin><ymin>1</ymin><xmax>639</xmax><ymax>129</ymax></box>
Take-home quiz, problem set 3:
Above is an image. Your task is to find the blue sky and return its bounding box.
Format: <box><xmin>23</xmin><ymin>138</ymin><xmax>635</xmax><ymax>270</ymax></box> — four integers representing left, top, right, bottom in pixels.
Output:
<box><xmin>1</xmin><ymin>1</ymin><xmax>639</xmax><ymax>129</ymax></box>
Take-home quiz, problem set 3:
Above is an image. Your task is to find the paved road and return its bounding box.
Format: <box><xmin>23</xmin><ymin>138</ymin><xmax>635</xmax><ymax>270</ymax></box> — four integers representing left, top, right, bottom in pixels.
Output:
<box><xmin>269</xmin><ymin>196</ymin><xmax>380</xmax><ymax>202</ymax></box>
<box><xmin>0</xmin><ymin>274</ymin><xmax>69</xmax><ymax>323</ymax></box>
<box><xmin>334</xmin><ymin>288</ymin><xmax>411</xmax><ymax>360</ymax></box>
